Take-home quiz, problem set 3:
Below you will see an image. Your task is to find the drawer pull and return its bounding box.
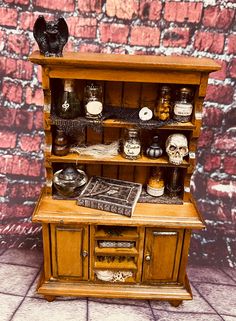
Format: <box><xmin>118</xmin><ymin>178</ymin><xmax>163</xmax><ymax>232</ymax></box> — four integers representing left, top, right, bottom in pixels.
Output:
<box><xmin>152</xmin><ymin>231</ymin><xmax>177</xmax><ymax>236</ymax></box>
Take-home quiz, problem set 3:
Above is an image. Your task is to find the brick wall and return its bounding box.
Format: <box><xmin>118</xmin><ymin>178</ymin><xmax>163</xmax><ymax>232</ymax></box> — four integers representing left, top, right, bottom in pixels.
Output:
<box><xmin>0</xmin><ymin>0</ymin><xmax>235</xmax><ymax>266</ymax></box>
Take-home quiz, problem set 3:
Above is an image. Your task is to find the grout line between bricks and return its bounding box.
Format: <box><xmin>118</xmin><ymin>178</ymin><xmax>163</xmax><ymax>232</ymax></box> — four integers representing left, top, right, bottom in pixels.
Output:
<box><xmin>0</xmin><ymin>261</ymin><xmax>41</xmax><ymax>269</ymax></box>
<box><xmin>192</xmin><ymin>283</ymin><xmax>225</xmax><ymax>321</ymax></box>
<box><xmin>148</xmin><ymin>300</ymin><xmax>157</xmax><ymax>321</ymax></box>
<box><xmin>8</xmin><ymin>267</ymin><xmax>41</xmax><ymax>321</ymax></box>
<box><xmin>86</xmin><ymin>297</ymin><xmax>89</xmax><ymax>321</ymax></box>
<box><xmin>193</xmin><ymin>281</ymin><xmax>236</xmax><ymax>288</ymax></box>
<box><xmin>219</xmin><ymin>267</ymin><xmax>236</xmax><ymax>285</ymax></box>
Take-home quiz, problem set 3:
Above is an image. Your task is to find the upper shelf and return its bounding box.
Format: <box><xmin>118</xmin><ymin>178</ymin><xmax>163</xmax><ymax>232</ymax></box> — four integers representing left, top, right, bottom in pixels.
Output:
<box><xmin>48</xmin><ymin>154</ymin><xmax>189</xmax><ymax>168</ymax></box>
<box><xmin>29</xmin><ymin>51</ymin><xmax>220</xmax><ymax>73</ymax></box>
<box><xmin>48</xmin><ymin>114</ymin><xmax>196</xmax><ymax>131</ymax></box>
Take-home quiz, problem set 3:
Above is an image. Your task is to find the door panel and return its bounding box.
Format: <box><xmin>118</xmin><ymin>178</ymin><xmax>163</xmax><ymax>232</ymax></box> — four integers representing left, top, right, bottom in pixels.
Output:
<box><xmin>142</xmin><ymin>228</ymin><xmax>183</xmax><ymax>283</ymax></box>
<box><xmin>51</xmin><ymin>225</ymin><xmax>89</xmax><ymax>280</ymax></box>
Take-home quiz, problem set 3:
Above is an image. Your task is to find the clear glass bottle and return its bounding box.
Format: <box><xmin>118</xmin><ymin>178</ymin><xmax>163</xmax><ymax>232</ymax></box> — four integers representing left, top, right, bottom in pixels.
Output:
<box><xmin>147</xmin><ymin>167</ymin><xmax>165</xmax><ymax>197</ymax></box>
<box><xmin>173</xmin><ymin>87</ymin><xmax>193</xmax><ymax>123</ymax></box>
<box><xmin>154</xmin><ymin>85</ymin><xmax>171</xmax><ymax>121</ymax></box>
<box><xmin>52</xmin><ymin>127</ymin><xmax>69</xmax><ymax>156</ymax></box>
<box><xmin>57</xmin><ymin>79</ymin><xmax>81</xmax><ymax>119</ymax></box>
<box><xmin>122</xmin><ymin>128</ymin><xmax>141</xmax><ymax>160</ymax></box>
<box><xmin>84</xmin><ymin>82</ymin><xmax>103</xmax><ymax>119</ymax></box>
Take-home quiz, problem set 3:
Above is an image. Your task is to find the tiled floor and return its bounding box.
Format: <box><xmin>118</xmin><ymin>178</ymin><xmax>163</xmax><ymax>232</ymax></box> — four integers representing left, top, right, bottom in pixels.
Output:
<box><xmin>0</xmin><ymin>248</ymin><xmax>235</xmax><ymax>321</ymax></box>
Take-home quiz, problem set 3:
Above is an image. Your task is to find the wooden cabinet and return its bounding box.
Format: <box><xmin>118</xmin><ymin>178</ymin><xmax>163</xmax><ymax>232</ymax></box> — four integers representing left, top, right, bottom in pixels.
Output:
<box><xmin>30</xmin><ymin>51</ymin><xmax>220</xmax><ymax>305</ymax></box>
<box><xmin>51</xmin><ymin>224</ymin><xmax>88</xmax><ymax>280</ymax></box>
<box><xmin>142</xmin><ymin>229</ymin><xmax>183</xmax><ymax>283</ymax></box>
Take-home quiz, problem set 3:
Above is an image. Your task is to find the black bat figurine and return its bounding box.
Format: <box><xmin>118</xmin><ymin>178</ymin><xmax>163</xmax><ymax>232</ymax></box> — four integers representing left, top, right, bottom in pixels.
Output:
<box><xmin>33</xmin><ymin>16</ymin><xmax>69</xmax><ymax>57</ymax></box>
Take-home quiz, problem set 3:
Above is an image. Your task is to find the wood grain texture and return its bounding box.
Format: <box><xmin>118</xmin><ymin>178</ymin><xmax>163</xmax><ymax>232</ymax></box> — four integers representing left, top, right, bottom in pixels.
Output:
<box><xmin>29</xmin><ymin>51</ymin><xmax>220</xmax><ymax>72</ymax></box>
<box><xmin>32</xmin><ymin>188</ymin><xmax>204</xmax><ymax>229</ymax></box>
<box><xmin>29</xmin><ymin>51</ymin><xmax>215</xmax><ymax>302</ymax></box>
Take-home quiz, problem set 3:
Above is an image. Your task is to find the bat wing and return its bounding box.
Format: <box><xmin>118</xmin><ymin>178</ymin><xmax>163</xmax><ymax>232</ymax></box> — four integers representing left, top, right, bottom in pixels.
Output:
<box><xmin>33</xmin><ymin>16</ymin><xmax>48</xmax><ymax>54</ymax></box>
<box><xmin>57</xmin><ymin>17</ymin><xmax>69</xmax><ymax>47</ymax></box>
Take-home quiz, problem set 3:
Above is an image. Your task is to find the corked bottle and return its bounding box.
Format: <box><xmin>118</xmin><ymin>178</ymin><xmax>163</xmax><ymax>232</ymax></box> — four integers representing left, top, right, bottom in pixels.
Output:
<box><xmin>173</xmin><ymin>87</ymin><xmax>193</xmax><ymax>123</ymax></box>
<box><xmin>53</xmin><ymin>128</ymin><xmax>69</xmax><ymax>156</ymax></box>
<box><xmin>122</xmin><ymin>128</ymin><xmax>141</xmax><ymax>160</ymax></box>
<box><xmin>154</xmin><ymin>85</ymin><xmax>171</xmax><ymax>121</ymax></box>
<box><xmin>57</xmin><ymin>79</ymin><xmax>81</xmax><ymax>119</ymax></box>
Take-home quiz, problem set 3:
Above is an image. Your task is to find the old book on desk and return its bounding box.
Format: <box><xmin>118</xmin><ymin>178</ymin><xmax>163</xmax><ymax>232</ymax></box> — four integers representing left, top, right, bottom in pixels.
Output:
<box><xmin>77</xmin><ymin>176</ymin><xmax>142</xmax><ymax>217</ymax></box>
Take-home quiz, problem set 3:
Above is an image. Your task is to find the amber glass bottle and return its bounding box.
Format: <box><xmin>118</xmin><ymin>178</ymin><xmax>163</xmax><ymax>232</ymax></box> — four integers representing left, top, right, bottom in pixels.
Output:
<box><xmin>154</xmin><ymin>86</ymin><xmax>171</xmax><ymax>121</ymax></box>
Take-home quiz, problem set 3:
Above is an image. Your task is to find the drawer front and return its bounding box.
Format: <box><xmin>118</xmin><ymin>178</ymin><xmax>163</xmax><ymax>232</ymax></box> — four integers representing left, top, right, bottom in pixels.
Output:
<box><xmin>142</xmin><ymin>228</ymin><xmax>184</xmax><ymax>283</ymax></box>
<box><xmin>51</xmin><ymin>224</ymin><xmax>89</xmax><ymax>280</ymax></box>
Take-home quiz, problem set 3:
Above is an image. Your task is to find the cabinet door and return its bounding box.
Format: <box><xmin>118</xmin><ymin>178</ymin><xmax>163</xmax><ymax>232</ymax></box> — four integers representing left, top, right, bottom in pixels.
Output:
<box><xmin>51</xmin><ymin>224</ymin><xmax>89</xmax><ymax>280</ymax></box>
<box><xmin>142</xmin><ymin>228</ymin><xmax>183</xmax><ymax>283</ymax></box>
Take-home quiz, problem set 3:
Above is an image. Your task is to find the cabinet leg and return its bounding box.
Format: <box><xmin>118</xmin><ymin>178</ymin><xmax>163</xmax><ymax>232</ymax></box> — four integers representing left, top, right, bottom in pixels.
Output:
<box><xmin>44</xmin><ymin>295</ymin><xmax>56</xmax><ymax>302</ymax></box>
<box><xmin>169</xmin><ymin>300</ymin><xmax>182</xmax><ymax>307</ymax></box>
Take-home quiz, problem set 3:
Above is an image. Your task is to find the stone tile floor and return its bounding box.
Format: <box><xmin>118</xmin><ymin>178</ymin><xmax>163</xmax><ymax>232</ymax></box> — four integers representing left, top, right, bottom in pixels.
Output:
<box><xmin>0</xmin><ymin>248</ymin><xmax>235</xmax><ymax>321</ymax></box>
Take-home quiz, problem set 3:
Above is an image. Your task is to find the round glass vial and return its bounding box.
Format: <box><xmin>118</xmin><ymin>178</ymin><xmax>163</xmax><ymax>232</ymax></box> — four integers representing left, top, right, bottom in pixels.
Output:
<box><xmin>84</xmin><ymin>82</ymin><xmax>103</xmax><ymax>119</ymax></box>
<box><xmin>173</xmin><ymin>87</ymin><xmax>193</xmax><ymax>123</ymax></box>
<box><xmin>122</xmin><ymin>128</ymin><xmax>141</xmax><ymax>160</ymax></box>
<box><xmin>154</xmin><ymin>85</ymin><xmax>171</xmax><ymax>121</ymax></box>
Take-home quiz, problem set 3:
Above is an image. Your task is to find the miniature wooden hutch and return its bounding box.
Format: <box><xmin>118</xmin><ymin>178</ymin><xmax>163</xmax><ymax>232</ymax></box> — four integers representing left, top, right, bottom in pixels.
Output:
<box><xmin>29</xmin><ymin>51</ymin><xmax>219</xmax><ymax>305</ymax></box>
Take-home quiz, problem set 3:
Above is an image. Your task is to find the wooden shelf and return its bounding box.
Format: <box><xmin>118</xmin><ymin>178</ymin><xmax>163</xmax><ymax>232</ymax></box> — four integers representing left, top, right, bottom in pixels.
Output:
<box><xmin>29</xmin><ymin>51</ymin><xmax>220</xmax><ymax>73</ymax></box>
<box><xmin>102</xmin><ymin>119</ymin><xmax>196</xmax><ymax>130</ymax></box>
<box><xmin>94</xmin><ymin>260</ymin><xmax>137</xmax><ymax>270</ymax></box>
<box><xmin>48</xmin><ymin>153</ymin><xmax>189</xmax><ymax>168</ymax></box>
<box><xmin>46</xmin><ymin>113</ymin><xmax>196</xmax><ymax>130</ymax></box>
<box><xmin>95</xmin><ymin>228</ymin><xmax>139</xmax><ymax>241</ymax></box>
<box><xmin>95</xmin><ymin>247</ymin><xmax>138</xmax><ymax>256</ymax></box>
<box><xmin>32</xmin><ymin>188</ymin><xmax>204</xmax><ymax>229</ymax></box>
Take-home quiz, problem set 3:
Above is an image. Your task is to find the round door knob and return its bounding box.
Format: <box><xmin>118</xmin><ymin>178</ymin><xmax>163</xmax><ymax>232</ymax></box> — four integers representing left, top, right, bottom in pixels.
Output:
<box><xmin>145</xmin><ymin>254</ymin><xmax>151</xmax><ymax>261</ymax></box>
<box><xmin>82</xmin><ymin>250</ymin><xmax>88</xmax><ymax>258</ymax></box>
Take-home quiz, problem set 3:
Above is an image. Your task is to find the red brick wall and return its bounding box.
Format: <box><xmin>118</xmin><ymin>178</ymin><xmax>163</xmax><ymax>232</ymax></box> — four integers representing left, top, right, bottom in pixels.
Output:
<box><xmin>0</xmin><ymin>0</ymin><xmax>235</xmax><ymax>266</ymax></box>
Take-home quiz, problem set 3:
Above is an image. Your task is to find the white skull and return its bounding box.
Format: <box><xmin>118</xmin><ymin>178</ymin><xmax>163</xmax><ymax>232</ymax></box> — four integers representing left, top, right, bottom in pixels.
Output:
<box><xmin>166</xmin><ymin>134</ymin><xmax>188</xmax><ymax>165</ymax></box>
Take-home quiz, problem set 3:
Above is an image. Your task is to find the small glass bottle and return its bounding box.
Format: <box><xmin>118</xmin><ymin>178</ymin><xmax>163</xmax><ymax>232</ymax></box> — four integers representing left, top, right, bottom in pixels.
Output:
<box><xmin>173</xmin><ymin>87</ymin><xmax>193</xmax><ymax>123</ymax></box>
<box><xmin>57</xmin><ymin>79</ymin><xmax>81</xmax><ymax>119</ymax></box>
<box><xmin>154</xmin><ymin>85</ymin><xmax>171</xmax><ymax>121</ymax></box>
<box><xmin>122</xmin><ymin>128</ymin><xmax>141</xmax><ymax>160</ymax></box>
<box><xmin>147</xmin><ymin>167</ymin><xmax>165</xmax><ymax>197</ymax></box>
<box><xmin>166</xmin><ymin>167</ymin><xmax>182</xmax><ymax>197</ymax></box>
<box><xmin>53</xmin><ymin>128</ymin><xmax>69</xmax><ymax>156</ymax></box>
<box><xmin>84</xmin><ymin>82</ymin><xmax>103</xmax><ymax>119</ymax></box>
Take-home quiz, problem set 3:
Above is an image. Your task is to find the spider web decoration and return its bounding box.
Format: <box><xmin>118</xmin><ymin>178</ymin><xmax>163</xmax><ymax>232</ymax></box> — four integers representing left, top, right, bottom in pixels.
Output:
<box><xmin>50</xmin><ymin>107</ymin><xmax>177</xmax><ymax>136</ymax></box>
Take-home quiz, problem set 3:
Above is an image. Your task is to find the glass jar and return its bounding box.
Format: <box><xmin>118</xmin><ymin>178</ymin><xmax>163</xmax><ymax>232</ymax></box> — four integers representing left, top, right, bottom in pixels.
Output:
<box><xmin>57</xmin><ymin>79</ymin><xmax>81</xmax><ymax>119</ymax></box>
<box><xmin>53</xmin><ymin>127</ymin><xmax>69</xmax><ymax>156</ymax></box>
<box><xmin>53</xmin><ymin>166</ymin><xmax>88</xmax><ymax>198</ymax></box>
<box><xmin>122</xmin><ymin>128</ymin><xmax>141</xmax><ymax>160</ymax></box>
<box><xmin>154</xmin><ymin>85</ymin><xmax>171</xmax><ymax>121</ymax></box>
<box><xmin>84</xmin><ymin>82</ymin><xmax>103</xmax><ymax>119</ymax></box>
<box><xmin>173</xmin><ymin>87</ymin><xmax>193</xmax><ymax>123</ymax></box>
<box><xmin>147</xmin><ymin>167</ymin><xmax>165</xmax><ymax>197</ymax></box>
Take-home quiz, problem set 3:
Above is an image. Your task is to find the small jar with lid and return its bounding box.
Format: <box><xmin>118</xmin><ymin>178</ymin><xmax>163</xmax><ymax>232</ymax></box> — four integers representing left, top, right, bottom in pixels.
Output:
<box><xmin>122</xmin><ymin>128</ymin><xmax>141</xmax><ymax>160</ymax></box>
<box><xmin>154</xmin><ymin>86</ymin><xmax>171</xmax><ymax>121</ymax></box>
<box><xmin>84</xmin><ymin>82</ymin><xmax>103</xmax><ymax>119</ymax></box>
<box><xmin>147</xmin><ymin>167</ymin><xmax>165</xmax><ymax>197</ymax></box>
<box><xmin>57</xmin><ymin>79</ymin><xmax>81</xmax><ymax>119</ymax></box>
<box><xmin>173</xmin><ymin>87</ymin><xmax>193</xmax><ymax>123</ymax></box>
